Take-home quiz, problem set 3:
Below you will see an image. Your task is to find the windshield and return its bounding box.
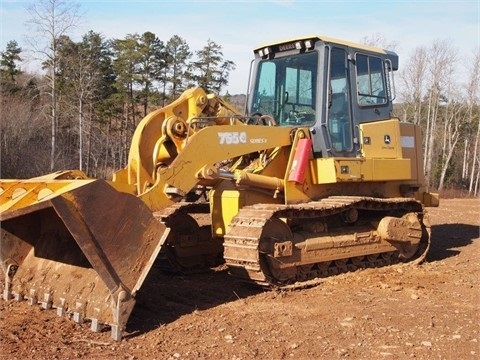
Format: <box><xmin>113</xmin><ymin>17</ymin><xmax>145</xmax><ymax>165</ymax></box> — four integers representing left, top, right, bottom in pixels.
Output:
<box><xmin>250</xmin><ymin>51</ymin><xmax>318</xmax><ymax>126</ymax></box>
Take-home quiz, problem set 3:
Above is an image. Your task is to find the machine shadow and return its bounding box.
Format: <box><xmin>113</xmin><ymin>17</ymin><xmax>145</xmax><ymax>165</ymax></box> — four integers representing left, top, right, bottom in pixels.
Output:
<box><xmin>124</xmin><ymin>264</ymin><xmax>262</xmax><ymax>338</ymax></box>
<box><xmin>125</xmin><ymin>222</ymin><xmax>479</xmax><ymax>338</ymax></box>
<box><xmin>427</xmin><ymin>223</ymin><xmax>479</xmax><ymax>262</ymax></box>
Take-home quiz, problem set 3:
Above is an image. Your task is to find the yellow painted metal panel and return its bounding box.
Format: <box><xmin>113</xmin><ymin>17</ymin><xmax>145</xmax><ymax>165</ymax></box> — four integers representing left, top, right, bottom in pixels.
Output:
<box><xmin>399</xmin><ymin>122</ymin><xmax>423</xmax><ymax>184</ymax></box>
<box><xmin>217</xmin><ymin>190</ymin><xmax>242</xmax><ymax>236</ymax></box>
<box><xmin>370</xmin><ymin>159</ymin><xmax>411</xmax><ymax>181</ymax></box>
<box><xmin>310</xmin><ymin>157</ymin><xmax>411</xmax><ymax>184</ymax></box>
<box><xmin>360</xmin><ymin>119</ymin><xmax>403</xmax><ymax>159</ymax></box>
<box><xmin>0</xmin><ymin>179</ymin><xmax>97</xmax><ymax>212</ymax></box>
<box><xmin>211</xmin><ymin>183</ymin><xmax>242</xmax><ymax>237</ymax></box>
<box><xmin>309</xmin><ymin>158</ymin><xmax>337</xmax><ymax>184</ymax></box>
<box><xmin>335</xmin><ymin>160</ymin><xmax>363</xmax><ymax>181</ymax></box>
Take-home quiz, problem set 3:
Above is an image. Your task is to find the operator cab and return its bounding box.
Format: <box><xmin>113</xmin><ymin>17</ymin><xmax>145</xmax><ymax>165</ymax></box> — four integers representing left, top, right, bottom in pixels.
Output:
<box><xmin>246</xmin><ymin>36</ymin><xmax>398</xmax><ymax>158</ymax></box>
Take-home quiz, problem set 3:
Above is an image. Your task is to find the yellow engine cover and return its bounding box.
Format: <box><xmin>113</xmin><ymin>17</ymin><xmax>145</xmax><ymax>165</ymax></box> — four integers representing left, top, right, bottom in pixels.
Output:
<box><xmin>309</xmin><ymin>119</ymin><xmax>413</xmax><ymax>184</ymax></box>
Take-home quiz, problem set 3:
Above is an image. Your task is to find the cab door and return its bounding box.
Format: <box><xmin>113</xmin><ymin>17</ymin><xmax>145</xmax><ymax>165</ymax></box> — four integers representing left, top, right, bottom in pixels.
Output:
<box><xmin>326</xmin><ymin>47</ymin><xmax>354</xmax><ymax>156</ymax></box>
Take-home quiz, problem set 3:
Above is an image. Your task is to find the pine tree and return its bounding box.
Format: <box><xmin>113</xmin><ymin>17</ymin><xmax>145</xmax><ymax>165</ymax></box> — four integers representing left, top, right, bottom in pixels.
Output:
<box><xmin>164</xmin><ymin>35</ymin><xmax>192</xmax><ymax>100</ymax></box>
<box><xmin>137</xmin><ymin>31</ymin><xmax>164</xmax><ymax>116</ymax></box>
<box><xmin>190</xmin><ymin>39</ymin><xmax>235</xmax><ymax>94</ymax></box>
<box><xmin>0</xmin><ymin>40</ymin><xmax>23</xmax><ymax>94</ymax></box>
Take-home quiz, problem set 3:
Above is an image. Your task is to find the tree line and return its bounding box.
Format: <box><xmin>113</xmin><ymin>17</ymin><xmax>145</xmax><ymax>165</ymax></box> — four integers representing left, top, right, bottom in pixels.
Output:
<box><xmin>394</xmin><ymin>40</ymin><xmax>479</xmax><ymax>196</ymax></box>
<box><xmin>0</xmin><ymin>0</ymin><xmax>236</xmax><ymax>179</ymax></box>
<box><xmin>1</xmin><ymin>32</ymin><xmax>235</xmax><ymax>179</ymax></box>
<box><xmin>0</xmin><ymin>1</ymin><xmax>479</xmax><ymax>197</ymax></box>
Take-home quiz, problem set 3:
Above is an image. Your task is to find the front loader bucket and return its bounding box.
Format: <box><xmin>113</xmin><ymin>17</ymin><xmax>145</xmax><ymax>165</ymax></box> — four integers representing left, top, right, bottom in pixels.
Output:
<box><xmin>0</xmin><ymin>178</ymin><xmax>168</xmax><ymax>340</ymax></box>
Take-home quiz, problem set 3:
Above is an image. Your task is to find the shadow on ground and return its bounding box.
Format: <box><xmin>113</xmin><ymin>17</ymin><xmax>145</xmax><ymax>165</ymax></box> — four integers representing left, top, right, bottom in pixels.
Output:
<box><xmin>427</xmin><ymin>223</ymin><xmax>479</xmax><ymax>262</ymax></box>
<box><xmin>125</xmin><ymin>264</ymin><xmax>262</xmax><ymax>338</ymax></box>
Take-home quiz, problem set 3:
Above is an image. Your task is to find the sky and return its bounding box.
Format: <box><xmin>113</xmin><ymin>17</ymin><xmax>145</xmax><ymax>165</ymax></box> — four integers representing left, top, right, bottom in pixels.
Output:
<box><xmin>0</xmin><ymin>0</ymin><xmax>479</xmax><ymax>95</ymax></box>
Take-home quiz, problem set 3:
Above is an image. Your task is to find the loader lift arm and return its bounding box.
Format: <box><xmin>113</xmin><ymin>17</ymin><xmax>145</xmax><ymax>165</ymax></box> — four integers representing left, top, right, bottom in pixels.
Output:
<box><xmin>112</xmin><ymin>87</ymin><xmax>294</xmax><ymax>211</ymax></box>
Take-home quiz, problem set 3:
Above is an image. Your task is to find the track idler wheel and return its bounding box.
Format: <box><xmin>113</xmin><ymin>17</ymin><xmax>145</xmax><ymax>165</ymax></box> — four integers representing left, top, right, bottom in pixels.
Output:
<box><xmin>162</xmin><ymin>213</ymin><xmax>223</xmax><ymax>272</ymax></box>
<box><xmin>377</xmin><ymin>212</ymin><xmax>426</xmax><ymax>261</ymax></box>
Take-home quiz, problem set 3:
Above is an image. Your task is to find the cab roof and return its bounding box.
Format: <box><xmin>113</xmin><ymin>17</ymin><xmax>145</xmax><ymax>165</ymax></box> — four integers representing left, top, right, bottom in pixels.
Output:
<box><xmin>254</xmin><ymin>35</ymin><xmax>399</xmax><ymax>70</ymax></box>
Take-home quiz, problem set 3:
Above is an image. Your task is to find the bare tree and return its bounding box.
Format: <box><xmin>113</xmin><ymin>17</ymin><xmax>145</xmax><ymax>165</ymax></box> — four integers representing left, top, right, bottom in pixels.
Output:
<box><xmin>55</xmin><ymin>31</ymin><xmax>114</xmax><ymax>173</ymax></box>
<box><xmin>423</xmin><ymin>39</ymin><xmax>457</xmax><ymax>190</ymax></box>
<box><xmin>359</xmin><ymin>33</ymin><xmax>399</xmax><ymax>52</ymax></box>
<box><xmin>0</xmin><ymin>87</ymin><xmax>48</xmax><ymax>178</ymax></box>
<box><xmin>437</xmin><ymin>100</ymin><xmax>468</xmax><ymax>190</ymax></box>
<box><xmin>398</xmin><ymin>46</ymin><xmax>428</xmax><ymax>125</ymax></box>
<box><xmin>25</xmin><ymin>0</ymin><xmax>82</xmax><ymax>171</ymax></box>
<box><xmin>465</xmin><ymin>49</ymin><xmax>480</xmax><ymax>195</ymax></box>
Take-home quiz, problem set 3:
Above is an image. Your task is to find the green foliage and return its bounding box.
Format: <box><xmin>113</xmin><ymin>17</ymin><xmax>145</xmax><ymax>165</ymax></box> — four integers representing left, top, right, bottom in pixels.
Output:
<box><xmin>163</xmin><ymin>35</ymin><xmax>192</xmax><ymax>100</ymax></box>
<box><xmin>52</xmin><ymin>31</ymin><xmax>232</xmax><ymax>176</ymax></box>
<box><xmin>135</xmin><ymin>32</ymin><xmax>164</xmax><ymax>116</ymax></box>
<box><xmin>189</xmin><ymin>39</ymin><xmax>236</xmax><ymax>94</ymax></box>
<box><xmin>0</xmin><ymin>40</ymin><xmax>23</xmax><ymax>94</ymax></box>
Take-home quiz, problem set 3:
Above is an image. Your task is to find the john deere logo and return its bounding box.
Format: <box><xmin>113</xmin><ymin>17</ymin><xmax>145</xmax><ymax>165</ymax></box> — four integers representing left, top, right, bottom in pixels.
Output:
<box><xmin>384</xmin><ymin>135</ymin><xmax>391</xmax><ymax>144</ymax></box>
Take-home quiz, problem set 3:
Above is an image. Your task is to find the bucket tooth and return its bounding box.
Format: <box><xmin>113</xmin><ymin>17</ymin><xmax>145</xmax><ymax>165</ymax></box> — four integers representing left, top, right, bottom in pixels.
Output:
<box><xmin>3</xmin><ymin>289</ymin><xmax>12</xmax><ymax>300</ymax></box>
<box><xmin>111</xmin><ymin>324</ymin><xmax>122</xmax><ymax>342</ymax></box>
<box><xmin>41</xmin><ymin>293</ymin><xmax>53</xmax><ymax>309</ymax></box>
<box><xmin>91</xmin><ymin>308</ymin><xmax>103</xmax><ymax>332</ymax></box>
<box><xmin>91</xmin><ymin>318</ymin><xmax>103</xmax><ymax>332</ymax></box>
<box><xmin>73</xmin><ymin>302</ymin><xmax>84</xmax><ymax>323</ymax></box>
<box><xmin>2</xmin><ymin>263</ymin><xmax>18</xmax><ymax>300</ymax></box>
<box><xmin>28</xmin><ymin>289</ymin><xmax>37</xmax><ymax>305</ymax></box>
<box><xmin>56</xmin><ymin>298</ymin><xmax>66</xmax><ymax>316</ymax></box>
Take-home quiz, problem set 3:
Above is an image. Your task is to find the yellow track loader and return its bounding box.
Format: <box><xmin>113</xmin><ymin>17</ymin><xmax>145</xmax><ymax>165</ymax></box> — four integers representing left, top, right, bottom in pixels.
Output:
<box><xmin>0</xmin><ymin>35</ymin><xmax>439</xmax><ymax>340</ymax></box>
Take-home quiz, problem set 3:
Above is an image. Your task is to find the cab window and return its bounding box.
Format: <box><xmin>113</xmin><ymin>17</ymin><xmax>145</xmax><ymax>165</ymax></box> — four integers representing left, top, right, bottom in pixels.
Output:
<box><xmin>356</xmin><ymin>54</ymin><xmax>387</xmax><ymax>106</ymax></box>
<box><xmin>252</xmin><ymin>51</ymin><xmax>317</xmax><ymax>126</ymax></box>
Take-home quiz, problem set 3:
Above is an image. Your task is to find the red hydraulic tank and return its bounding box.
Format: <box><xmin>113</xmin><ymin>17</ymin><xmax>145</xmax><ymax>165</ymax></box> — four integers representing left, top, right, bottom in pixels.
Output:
<box><xmin>288</xmin><ymin>138</ymin><xmax>312</xmax><ymax>183</ymax></box>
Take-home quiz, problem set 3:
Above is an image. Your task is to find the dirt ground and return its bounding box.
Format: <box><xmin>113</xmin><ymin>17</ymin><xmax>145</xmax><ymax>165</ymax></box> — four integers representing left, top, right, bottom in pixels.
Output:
<box><xmin>1</xmin><ymin>198</ymin><xmax>479</xmax><ymax>359</ymax></box>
